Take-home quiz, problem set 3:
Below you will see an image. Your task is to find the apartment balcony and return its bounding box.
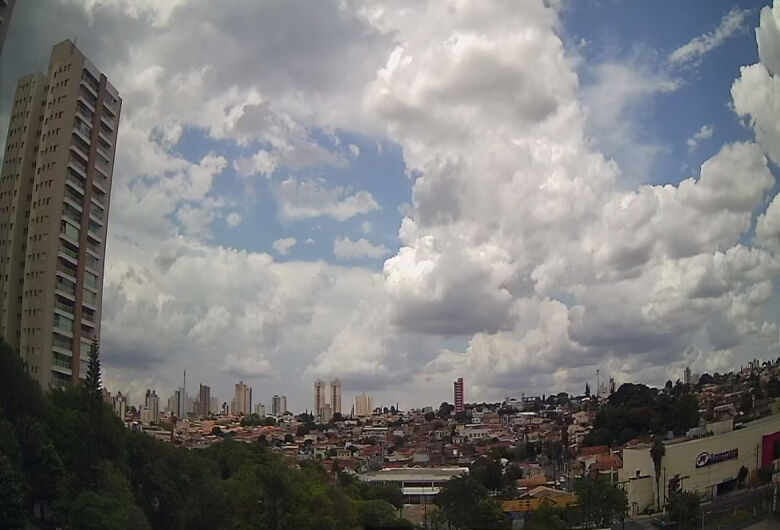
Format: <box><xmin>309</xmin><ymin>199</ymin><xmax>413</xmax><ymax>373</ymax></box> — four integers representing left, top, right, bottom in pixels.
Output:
<box><xmin>100</xmin><ymin>114</ymin><xmax>114</xmax><ymax>131</ymax></box>
<box><xmin>58</xmin><ymin>244</ymin><xmax>78</xmax><ymax>266</ymax></box>
<box><xmin>82</xmin><ymin>316</ymin><xmax>96</xmax><ymax>329</ymax></box>
<box><xmin>69</xmin><ymin>143</ymin><xmax>90</xmax><ymax>165</ymax></box>
<box><xmin>67</xmin><ymin>156</ymin><xmax>87</xmax><ymax>178</ymax></box>
<box><xmin>89</xmin><ymin>209</ymin><xmax>104</xmax><ymax>227</ymax></box>
<box><xmin>51</xmin><ymin>360</ymin><xmax>73</xmax><ymax>376</ymax></box>
<box><xmin>77</xmin><ymin>93</ymin><xmax>96</xmax><ymax>114</ymax></box>
<box><xmin>54</xmin><ymin>298</ymin><xmax>75</xmax><ymax>318</ymax></box>
<box><xmin>82</xmin><ymin>291</ymin><xmax>98</xmax><ymax>309</ymax></box>
<box><xmin>98</xmin><ymin>127</ymin><xmax>112</xmax><ymax>146</ymax></box>
<box><xmin>55</xmin><ymin>281</ymin><xmax>76</xmax><ymax>302</ymax></box>
<box><xmin>65</xmin><ymin>174</ymin><xmax>85</xmax><ymax>195</ymax></box>
<box><xmin>88</xmin><ymin>228</ymin><xmax>102</xmax><ymax>244</ymax></box>
<box><xmin>52</xmin><ymin>342</ymin><xmax>73</xmax><ymax>357</ymax></box>
<box><xmin>86</xmin><ymin>239</ymin><xmax>101</xmax><ymax>256</ymax></box>
<box><xmin>73</xmin><ymin>123</ymin><xmax>91</xmax><ymax>145</ymax></box>
<box><xmin>80</xmin><ymin>74</ymin><xmax>99</xmax><ymax>97</ymax></box>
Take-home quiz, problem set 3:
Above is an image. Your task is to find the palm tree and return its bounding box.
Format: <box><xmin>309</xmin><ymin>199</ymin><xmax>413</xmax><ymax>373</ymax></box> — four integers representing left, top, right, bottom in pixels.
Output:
<box><xmin>650</xmin><ymin>437</ymin><xmax>666</xmax><ymax>512</ymax></box>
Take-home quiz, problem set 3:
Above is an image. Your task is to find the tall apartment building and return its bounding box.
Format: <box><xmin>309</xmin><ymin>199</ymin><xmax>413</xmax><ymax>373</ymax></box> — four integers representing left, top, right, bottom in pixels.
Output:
<box><xmin>314</xmin><ymin>379</ymin><xmax>326</xmax><ymax>421</ymax></box>
<box><xmin>198</xmin><ymin>383</ymin><xmax>211</xmax><ymax>418</ymax></box>
<box><xmin>234</xmin><ymin>381</ymin><xmax>251</xmax><ymax>416</ymax></box>
<box><xmin>0</xmin><ymin>40</ymin><xmax>120</xmax><ymax>389</ymax></box>
<box><xmin>330</xmin><ymin>378</ymin><xmax>342</xmax><ymax>416</ymax></box>
<box><xmin>272</xmin><ymin>394</ymin><xmax>287</xmax><ymax>416</ymax></box>
<box><xmin>144</xmin><ymin>389</ymin><xmax>159</xmax><ymax>424</ymax></box>
<box><xmin>0</xmin><ymin>0</ymin><xmax>17</xmax><ymax>57</ymax></box>
<box><xmin>454</xmin><ymin>377</ymin><xmax>464</xmax><ymax>413</ymax></box>
<box><xmin>355</xmin><ymin>392</ymin><xmax>373</xmax><ymax>418</ymax></box>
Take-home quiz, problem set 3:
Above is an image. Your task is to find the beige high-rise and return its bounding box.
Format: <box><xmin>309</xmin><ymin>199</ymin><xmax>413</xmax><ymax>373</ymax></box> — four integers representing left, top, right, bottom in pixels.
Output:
<box><xmin>330</xmin><ymin>378</ymin><xmax>342</xmax><ymax>416</ymax></box>
<box><xmin>0</xmin><ymin>40</ymin><xmax>120</xmax><ymax>389</ymax></box>
<box><xmin>314</xmin><ymin>379</ymin><xmax>326</xmax><ymax>420</ymax></box>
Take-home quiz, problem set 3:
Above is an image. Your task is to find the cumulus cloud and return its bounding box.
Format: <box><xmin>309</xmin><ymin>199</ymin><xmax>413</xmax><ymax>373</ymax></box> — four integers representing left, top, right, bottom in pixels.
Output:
<box><xmin>274</xmin><ymin>178</ymin><xmax>380</xmax><ymax>221</ymax></box>
<box><xmin>687</xmin><ymin>124</ymin><xmax>714</xmax><ymax>149</ymax></box>
<box><xmin>272</xmin><ymin>237</ymin><xmax>297</xmax><ymax>256</ymax></box>
<box><xmin>669</xmin><ymin>7</ymin><xmax>751</xmax><ymax>66</ymax></box>
<box><xmin>333</xmin><ymin>236</ymin><xmax>390</xmax><ymax>260</ymax></box>
<box><xmin>225</xmin><ymin>212</ymin><xmax>242</xmax><ymax>228</ymax></box>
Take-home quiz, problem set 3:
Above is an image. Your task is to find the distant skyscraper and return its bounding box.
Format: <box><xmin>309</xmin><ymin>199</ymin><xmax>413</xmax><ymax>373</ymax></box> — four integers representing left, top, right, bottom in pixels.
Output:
<box><xmin>174</xmin><ymin>388</ymin><xmax>186</xmax><ymax>420</ymax></box>
<box><xmin>355</xmin><ymin>393</ymin><xmax>373</xmax><ymax>417</ymax></box>
<box><xmin>330</xmin><ymin>378</ymin><xmax>342</xmax><ymax>416</ymax></box>
<box><xmin>314</xmin><ymin>379</ymin><xmax>326</xmax><ymax>421</ymax></box>
<box><xmin>272</xmin><ymin>394</ymin><xmax>287</xmax><ymax>416</ymax></box>
<box><xmin>454</xmin><ymin>377</ymin><xmax>464</xmax><ymax>413</ymax></box>
<box><xmin>210</xmin><ymin>396</ymin><xmax>219</xmax><ymax>415</ymax></box>
<box><xmin>144</xmin><ymin>389</ymin><xmax>159</xmax><ymax>424</ymax></box>
<box><xmin>254</xmin><ymin>403</ymin><xmax>266</xmax><ymax>416</ymax></box>
<box><xmin>0</xmin><ymin>0</ymin><xmax>17</xmax><ymax>57</ymax></box>
<box><xmin>114</xmin><ymin>391</ymin><xmax>127</xmax><ymax>419</ymax></box>
<box><xmin>0</xmin><ymin>40</ymin><xmax>121</xmax><ymax>388</ymax></box>
<box><xmin>320</xmin><ymin>403</ymin><xmax>332</xmax><ymax>424</ymax></box>
<box><xmin>234</xmin><ymin>381</ymin><xmax>251</xmax><ymax>416</ymax></box>
<box><xmin>684</xmin><ymin>366</ymin><xmax>692</xmax><ymax>386</ymax></box>
<box><xmin>198</xmin><ymin>384</ymin><xmax>211</xmax><ymax>418</ymax></box>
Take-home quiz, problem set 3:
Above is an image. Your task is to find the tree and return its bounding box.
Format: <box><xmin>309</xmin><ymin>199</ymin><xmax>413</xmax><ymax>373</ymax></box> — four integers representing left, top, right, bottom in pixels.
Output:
<box><xmin>0</xmin><ymin>454</ymin><xmax>26</xmax><ymax>529</ymax></box>
<box><xmin>667</xmin><ymin>491</ymin><xmax>699</xmax><ymax>529</ymax></box>
<box><xmin>650</xmin><ymin>438</ymin><xmax>665</xmax><ymax>512</ymax></box>
<box><xmin>575</xmin><ymin>477</ymin><xmax>627</xmax><ymax>528</ymax></box>
<box><xmin>84</xmin><ymin>339</ymin><xmax>102</xmax><ymax>402</ymax></box>
<box><xmin>437</xmin><ymin>402</ymin><xmax>454</xmax><ymax>418</ymax></box>
<box><xmin>433</xmin><ymin>475</ymin><xmax>505</xmax><ymax>529</ymax></box>
<box><xmin>737</xmin><ymin>465</ymin><xmax>748</xmax><ymax>488</ymax></box>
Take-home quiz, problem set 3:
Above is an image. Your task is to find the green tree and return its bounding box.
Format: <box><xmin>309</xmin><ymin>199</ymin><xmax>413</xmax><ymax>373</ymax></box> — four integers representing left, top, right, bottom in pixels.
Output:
<box><xmin>650</xmin><ymin>437</ymin><xmax>665</xmax><ymax>512</ymax></box>
<box><xmin>575</xmin><ymin>477</ymin><xmax>627</xmax><ymax>529</ymax></box>
<box><xmin>667</xmin><ymin>491</ymin><xmax>700</xmax><ymax>529</ymax></box>
<box><xmin>84</xmin><ymin>339</ymin><xmax>102</xmax><ymax>402</ymax></box>
<box><xmin>433</xmin><ymin>475</ymin><xmax>506</xmax><ymax>529</ymax></box>
<box><xmin>0</xmin><ymin>453</ymin><xmax>26</xmax><ymax>529</ymax></box>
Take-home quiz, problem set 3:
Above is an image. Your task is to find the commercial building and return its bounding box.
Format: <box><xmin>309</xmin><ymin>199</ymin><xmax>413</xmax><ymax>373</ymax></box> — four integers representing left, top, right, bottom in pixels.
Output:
<box><xmin>0</xmin><ymin>40</ymin><xmax>120</xmax><ymax>388</ymax></box>
<box><xmin>144</xmin><ymin>389</ymin><xmax>159</xmax><ymax>424</ymax></box>
<box><xmin>360</xmin><ymin>467</ymin><xmax>469</xmax><ymax>505</ymax></box>
<box><xmin>314</xmin><ymin>379</ymin><xmax>326</xmax><ymax>421</ymax></box>
<box><xmin>355</xmin><ymin>393</ymin><xmax>373</xmax><ymax>417</ymax></box>
<box><xmin>331</xmin><ymin>378</ymin><xmax>342</xmax><ymax>416</ymax></box>
<box><xmin>272</xmin><ymin>394</ymin><xmax>286</xmax><ymax>416</ymax></box>
<box><xmin>0</xmin><ymin>0</ymin><xmax>17</xmax><ymax>57</ymax></box>
<box><xmin>619</xmin><ymin>415</ymin><xmax>780</xmax><ymax>515</ymax></box>
<box><xmin>454</xmin><ymin>378</ymin><xmax>464</xmax><ymax>413</ymax></box>
<box><xmin>233</xmin><ymin>381</ymin><xmax>251</xmax><ymax>416</ymax></box>
<box><xmin>198</xmin><ymin>384</ymin><xmax>210</xmax><ymax>418</ymax></box>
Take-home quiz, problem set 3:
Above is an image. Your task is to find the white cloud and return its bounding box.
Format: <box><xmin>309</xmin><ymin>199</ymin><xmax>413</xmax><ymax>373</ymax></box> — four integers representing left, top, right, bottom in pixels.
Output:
<box><xmin>272</xmin><ymin>237</ymin><xmax>298</xmax><ymax>256</ymax></box>
<box><xmin>5</xmin><ymin>0</ymin><xmax>777</xmax><ymax>407</ymax></box>
<box><xmin>274</xmin><ymin>178</ymin><xmax>380</xmax><ymax>221</ymax></box>
<box><xmin>349</xmin><ymin>143</ymin><xmax>361</xmax><ymax>157</ymax></box>
<box><xmin>225</xmin><ymin>212</ymin><xmax>243</xmax><ymax>228</ymax></box>
<box><xmin>669</xmin><ymin>7</ymin><xmax>751</xmax><ymax>66</ymax></box>
<box><xmin>334</xmin><ymin>236</ymin><xmax>390</xmax><ymax>260</ymax></box>
<box><xmin>687</xmin><ymin>124</ymin><xmax>714</xmax><ymax>149</ymax></box>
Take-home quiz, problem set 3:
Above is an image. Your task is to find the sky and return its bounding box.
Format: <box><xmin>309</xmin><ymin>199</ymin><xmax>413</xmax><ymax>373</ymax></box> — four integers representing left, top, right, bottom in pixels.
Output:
<box><xmin>1</xmin><ymin>0</ymin><xmax>779</xmax><ymax>413</ymax></box>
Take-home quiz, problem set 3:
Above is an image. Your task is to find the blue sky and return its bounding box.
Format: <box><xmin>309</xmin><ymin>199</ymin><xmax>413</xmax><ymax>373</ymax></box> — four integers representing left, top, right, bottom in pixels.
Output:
<box><xmin>0</xmin><ymin>0</ymin><xmax>778</xmax><ymax>411</ymax></box>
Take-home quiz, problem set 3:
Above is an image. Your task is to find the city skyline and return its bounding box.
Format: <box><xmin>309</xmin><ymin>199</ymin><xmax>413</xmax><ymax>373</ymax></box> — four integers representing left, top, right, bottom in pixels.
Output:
<box><xmin>0</xmin><ymin>1</ymin><xmax>779</xmax><ymax>410</ymax></box>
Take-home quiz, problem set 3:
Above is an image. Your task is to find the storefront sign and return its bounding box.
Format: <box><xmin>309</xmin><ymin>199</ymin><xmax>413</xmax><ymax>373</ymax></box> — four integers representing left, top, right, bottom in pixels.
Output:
<box><xmin>695</xmin><ymin>448</ymin><xmax>738</xmax><ymax>468</ymax></box>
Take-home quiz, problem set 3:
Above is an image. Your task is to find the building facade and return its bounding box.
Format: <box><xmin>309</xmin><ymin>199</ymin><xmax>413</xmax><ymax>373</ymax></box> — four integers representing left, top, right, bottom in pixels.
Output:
<box><xmin>234</xmin><ymin>381</ymin><xmax>251</xmax><ymax>416</ymax></box>
<box><xmin>454</xmin><ymin>377</ymin><xmax>464</xmax><ymax>413</ymax></box>
<box><xmin>331</xmin><ymin>378</ymin><xmax>342</xmax><ymax>416</ymax></box>
<box><xmin>314</xmin><ymin>379</ymin><xmax>326</xmax><ymax>421</ymax></box>
<box><xmin>144</xmin><ymin>389</ymin><xmax>159</xmax><ymax>424</ymax></box>
<box><xmin>0</xmin><ymin>40</ymin><xmax>120</xmax><ymax>389</ymax></box>
<box><xmin>198</xmin><ymin>384</ymin><xmax>210</xmax><ymax>418</ymax></box>
<box><xmin>254</xmin><ymin>403</ymin><xmax>266</xmax><ymax>416</ymax></box>
<box><xmin>272</xmin><ymin>394</ymin><xmax>287</xmax><ymax>416</ymax></box>
<box><xmin>620</xmin><ymin>415</ymin><xmax>780</xmax><ymax>514</ymax></box>
<box><xmin>355</xmin><ymin>393</ymin><xmax>373</xmax><ymax>417</ymax></box>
